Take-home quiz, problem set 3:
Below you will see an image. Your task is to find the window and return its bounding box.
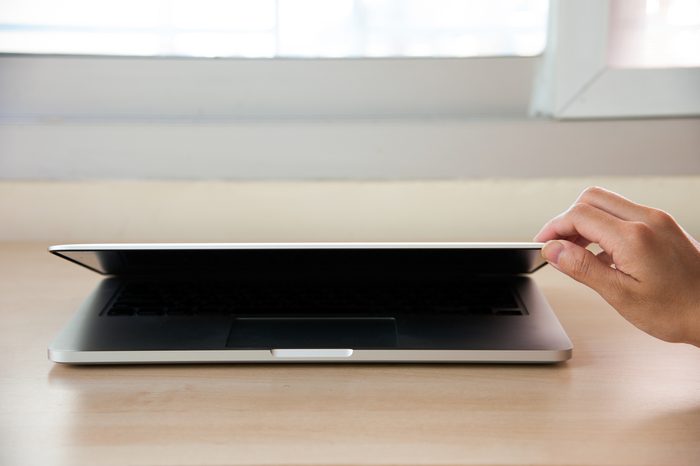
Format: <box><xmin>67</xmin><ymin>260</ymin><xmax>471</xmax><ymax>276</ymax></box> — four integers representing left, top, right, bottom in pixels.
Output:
<box><xmin>609</xmin><ymin>0</ymin><xmax>700</xmax><ymax>68</ymax></box>
<box><xmin>1</xmin><ymin>0</ymin><xmax>697</xmax><ymax>181</ymax></box>
<box><xmin>0</xmin><ymin>0</ymin><xmax>549</xmax><ymax>58</ymax></box>
<box><xmin>531</xmin><ymin>0</ymin><xmax>700</xmax><ymax>118</ymax></box>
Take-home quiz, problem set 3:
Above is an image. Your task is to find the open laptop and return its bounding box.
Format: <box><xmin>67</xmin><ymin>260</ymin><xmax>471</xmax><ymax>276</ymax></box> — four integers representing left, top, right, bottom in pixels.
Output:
<box><xmin>48</xmin><ymin>243</ymin><xmax>572</xmax><ymax>364</ymax></box>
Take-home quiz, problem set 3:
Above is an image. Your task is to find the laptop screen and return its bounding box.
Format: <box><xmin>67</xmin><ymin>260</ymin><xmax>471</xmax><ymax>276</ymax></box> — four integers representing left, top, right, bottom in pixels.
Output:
<box><xmin>50</xmin><ymin>243</ymin><xmax>546</xmax><ymax>279</ymax></box>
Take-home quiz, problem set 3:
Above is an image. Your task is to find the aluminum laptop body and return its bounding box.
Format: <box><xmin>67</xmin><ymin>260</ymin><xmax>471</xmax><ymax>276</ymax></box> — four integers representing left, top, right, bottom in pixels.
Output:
<box><xmin>48</xmin><ymin>243</ymin><xmax>572</xmax><ymax>364</ymax></box>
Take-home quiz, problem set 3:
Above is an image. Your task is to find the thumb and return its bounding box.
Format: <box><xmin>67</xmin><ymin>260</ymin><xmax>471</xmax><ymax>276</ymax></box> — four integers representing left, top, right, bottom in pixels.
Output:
<box><xmin>541</xmin><ymin>240</ymin><xmax>623</xmax><ymax>298</ymax></box>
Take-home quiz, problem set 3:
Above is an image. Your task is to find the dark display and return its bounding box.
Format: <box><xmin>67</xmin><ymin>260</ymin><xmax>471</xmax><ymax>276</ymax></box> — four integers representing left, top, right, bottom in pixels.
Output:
<box><xmin>51</xmin><ymin>245</ymin><xmax>546</xmax><ymax>279</ymax></box>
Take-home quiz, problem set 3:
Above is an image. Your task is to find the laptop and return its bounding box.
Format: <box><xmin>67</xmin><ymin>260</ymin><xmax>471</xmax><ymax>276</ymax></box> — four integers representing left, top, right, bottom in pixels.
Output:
<box><xmin>48</xmin><ymin>242</ymin><xmax>572</xmax><ymax>364</ymax></box>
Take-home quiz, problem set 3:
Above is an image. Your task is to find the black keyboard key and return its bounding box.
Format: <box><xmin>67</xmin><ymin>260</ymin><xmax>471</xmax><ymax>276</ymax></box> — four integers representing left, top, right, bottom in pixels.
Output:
<box><xmin>493</xmin><ymin>308</ymin><xmax>523</xmax><ymax>316</ymax></box>
<box><xmin>433</xmin><ymin>305</ymin><xmax>472</xmax><ymax>315</ymax></box>
<box><xmin>108</xmin><ymin>305</ymin><xmax>135</xmax><ymax>316</ymax></box>
<box><xmin>106</xmin><ymin>281</ymin><xmax>525</xmax><ymax>317</ymax></box>
<box><xmin>470</xmin><ymin>306</ymin><xmax>494</xmax><ymax>315</ymax></box>
<box><xmin>196</xmin><ymin>306</ymin><xmax>228</xmax><ymax>315</ymax></box>
<box><xmin>136</xmin><ymin>307</ymin><xmax>165</xmax><ymax>316</ymax></box>
<box><xmin>166</xmin><ymin>307</ymin><xmax>194</xmax><ymax>316</ymax></box>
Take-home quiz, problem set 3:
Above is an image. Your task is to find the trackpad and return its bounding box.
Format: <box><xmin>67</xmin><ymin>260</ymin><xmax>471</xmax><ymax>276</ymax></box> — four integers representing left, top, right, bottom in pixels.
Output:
<box><xmin>226</xmin><ymin>317</ymin><xmax>398</xmax><ymax>348</ymax></box>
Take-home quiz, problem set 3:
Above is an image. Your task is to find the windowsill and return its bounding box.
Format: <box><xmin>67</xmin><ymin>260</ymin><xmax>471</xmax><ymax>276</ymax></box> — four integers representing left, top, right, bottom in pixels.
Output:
<box><xmin>0</xmin><ymin>117</ymin><xmax>698</xmax><ymax>180</ymax></box>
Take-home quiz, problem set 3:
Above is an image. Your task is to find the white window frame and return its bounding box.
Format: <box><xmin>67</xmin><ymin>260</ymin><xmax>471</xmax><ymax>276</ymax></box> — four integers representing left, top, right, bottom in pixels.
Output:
<box><xmin>0</xmin><ymin>54</ymin><xmax>535</xmax><ymax>120</ymax></box>
<box><xmin>0</xmin><ymin>1</ymin><xmax>699</xmax><ymax>180</ymax></box>
<box><xmin>531</xmin><ymin>0</ymin><xmax>700</xmax><ymax>119</ymax></box>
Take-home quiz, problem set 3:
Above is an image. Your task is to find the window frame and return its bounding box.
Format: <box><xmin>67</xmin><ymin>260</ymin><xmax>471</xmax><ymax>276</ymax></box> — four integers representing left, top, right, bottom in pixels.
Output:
<box><xmin>530</xmin><ymin>0</ymin><xmax>700</xmax><ymax>119</ymax></box>
<box><xmin>0</xmin><ymin>54</ymin><xmax>536</xmax><ymax>120</ymax></box>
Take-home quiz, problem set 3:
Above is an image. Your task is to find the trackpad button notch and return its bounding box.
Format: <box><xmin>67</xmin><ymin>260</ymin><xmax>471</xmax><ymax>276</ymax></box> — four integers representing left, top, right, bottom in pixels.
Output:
<box><xmin>271</xmin><ymin>349</ymin><xmax>353</xmax><ymax>358</ymax></box>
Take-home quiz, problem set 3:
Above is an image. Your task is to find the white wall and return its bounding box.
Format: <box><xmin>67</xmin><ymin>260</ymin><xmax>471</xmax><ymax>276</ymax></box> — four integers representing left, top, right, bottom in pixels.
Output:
<box><xmin>2</xmin><ymin>177</ymin><xmax>698</xmax><ymax>243</ymax></box>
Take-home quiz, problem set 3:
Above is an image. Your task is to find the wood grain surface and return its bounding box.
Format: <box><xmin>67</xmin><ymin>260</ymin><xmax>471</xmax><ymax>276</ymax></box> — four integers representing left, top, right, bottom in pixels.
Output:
<box><xmin>1</xmin><ymin>243</ymin><xmax>699</xmax><ymax>466</ymax></box>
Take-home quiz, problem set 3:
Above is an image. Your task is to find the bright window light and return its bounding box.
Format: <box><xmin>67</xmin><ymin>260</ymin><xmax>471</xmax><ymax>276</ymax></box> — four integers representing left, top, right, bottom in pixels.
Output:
<box><xmin>609</xmin><ymin>0</ymin><xmax>700</xmax><ymax>68</ymax></box>
<box><xmin>0</xmin><ymin>0</ymin><xmax>549</xmax><ymax>58</ymax></box>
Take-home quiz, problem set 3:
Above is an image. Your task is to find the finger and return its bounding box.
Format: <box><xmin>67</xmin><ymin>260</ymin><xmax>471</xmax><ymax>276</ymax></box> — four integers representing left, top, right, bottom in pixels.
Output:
<box><xmin>542</xmin><ymin>240</ymin><xmax>632</xmax><ymax>299</ymax></box>
<box><xmin>596</xmin><ymin>250</ymin><xmax>614</xmax><ymax>267</ymax></box>
<box><xmin>534</xmin><ymin>203</ymin><xmax>627</xmax><ymax>253</ymax></box>
<box><xmin>545</xmin><ymin>234</ymin><xmax>590</xmax><ymax>248</ymax></box>
<box><xmin>570</xmin><ymin>235</ymin><xmax>591</xmax><ymax>248</ymax></box>
<box><xmin>576</xmin><ymin>186</ymin><xmax>652</xmax><ymax>222</ymax></box>
<box><xmin>681</xmin><ymin>227</ymin><xmax>700</xmax><ymax>250</ymax></box>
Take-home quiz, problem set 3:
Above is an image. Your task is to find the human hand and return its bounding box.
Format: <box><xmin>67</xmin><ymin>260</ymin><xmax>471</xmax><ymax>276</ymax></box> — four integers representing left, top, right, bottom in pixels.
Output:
<box><xmin>534</xmin><ymin>187</ymin><xmax>700</xmax><ymax>347</ymax></box>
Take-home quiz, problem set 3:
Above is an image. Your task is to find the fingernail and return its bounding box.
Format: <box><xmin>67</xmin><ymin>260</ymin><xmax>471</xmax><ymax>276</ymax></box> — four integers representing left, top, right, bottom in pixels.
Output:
<box><xmin>542</xmin><ymin>240</ymin><xmax>564</xmax><ymax>265</ymax></box>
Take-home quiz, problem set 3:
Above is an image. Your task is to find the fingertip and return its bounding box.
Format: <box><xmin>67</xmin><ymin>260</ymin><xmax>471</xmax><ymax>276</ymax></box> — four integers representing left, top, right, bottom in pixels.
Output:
<box><xmin>541</xmin><ymin>240</ymin><xmax>565</xmax><ymax>265</ymax></box>
<box><xmin>542</xmin><ymin>239</ymin><xmax>621</xmax><ymax>296</ymax></box>
<box><xmin>534</xmin><ymin>223</ymin><xmax>558</xmax><ymax>243</ymax></box>
<box><xmin>533</xmin><ymin>229</ymin><xmax>550</xmax><ymax>243</ymax></box>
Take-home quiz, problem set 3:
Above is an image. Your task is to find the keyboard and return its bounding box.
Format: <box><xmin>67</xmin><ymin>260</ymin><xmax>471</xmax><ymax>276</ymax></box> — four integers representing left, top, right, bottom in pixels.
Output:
<box><xmin>105</xmin><ymin>281</ymin><xmax>526</xmax><ymax>317</ymax></box>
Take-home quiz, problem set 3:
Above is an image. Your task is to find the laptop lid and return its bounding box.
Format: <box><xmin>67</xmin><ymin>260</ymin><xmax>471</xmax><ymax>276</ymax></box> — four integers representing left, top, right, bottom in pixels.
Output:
<box><xmin>48</xmin><ymin>242</ymin><xmax>546</xmax><ymax>279</ymax></box>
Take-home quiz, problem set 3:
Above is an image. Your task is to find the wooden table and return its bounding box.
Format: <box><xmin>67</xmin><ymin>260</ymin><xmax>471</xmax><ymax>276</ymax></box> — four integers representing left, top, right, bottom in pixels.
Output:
<box><xmin>1</xmin><ymin>242</ymin><xmax>699</xmax><ymax>466</ymax></box>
